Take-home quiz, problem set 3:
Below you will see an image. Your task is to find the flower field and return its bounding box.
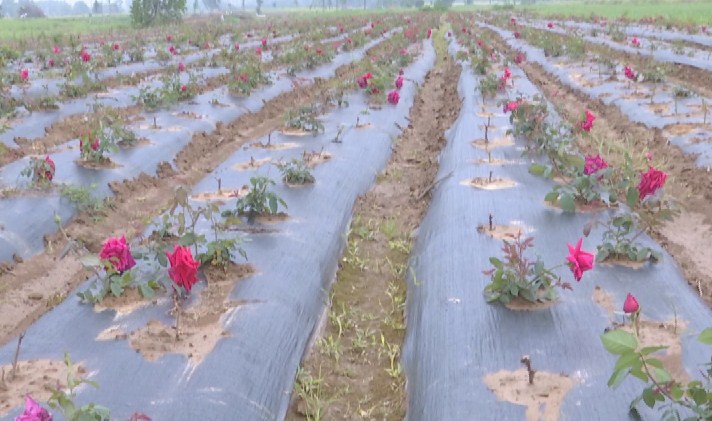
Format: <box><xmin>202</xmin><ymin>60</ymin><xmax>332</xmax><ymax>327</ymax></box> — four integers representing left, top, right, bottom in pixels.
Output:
<box><xmin>0</xmin><ymin>8</ymin><xmax>711</xmax><ymax>421</ymax></box>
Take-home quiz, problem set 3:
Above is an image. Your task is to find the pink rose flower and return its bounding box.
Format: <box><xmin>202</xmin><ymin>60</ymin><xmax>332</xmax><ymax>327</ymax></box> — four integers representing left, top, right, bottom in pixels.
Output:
<box><xmin>261</xmin><ymin>37</ymin><xmax>267</xmax><ymax>47</ymax></box>
<box><xmin>178</xmin><ymin>62</ymin><xmax>185</xmax><ymax>72</ymax></box>
<box><xmin>113</xmin><ymin>43</ymin><xmax>120</xmax><ymax>50</ymax></box>
<box><xmin>566</xmin><ymin>238</ymin><xmax>594</xmax><ymax>282</ymax></box>
<box><xmin>623</xmin><ymin>293</ymin><xmax>640</xmax><ymax>314</ymax></box>
<box><xmin>52</xmin><ymin>45</ymin><xmax>61</xmax><ymax>54</ymax></box>
<box><xmin>583</xmin><ymin>154</ymin><xmax>608</xmax><ymax>175</ymax></box>
<box><xmin>166</xmin><ymin>245</ymin><xmax>200</xmax><ymax>293</ymax></box>
<box><xmin>547</xmin><ymin>22</ymin><xmax>554</xmax><ymax>29</ymax></box>
<box><xmin>255</xmin><ymin>47</ymin><xmax>262</xmax><ymax>55</ymax></box>
<box><xmin>180</xmin><ymin>85</ymin><xmax>187</xmax><ymax>92</ymax></box>
<box><xmin>20</xmin><ymin>68</ymin><xmax>29</xmax><ymax>81</ymax></box>
<box><xmin>387</xmin><ymin>89</ymin><xmax>400</xmax><ymax>105</ymax></box>
<box><xmin>15</xmin><ymin>395</ymin><xmax>52</xmax><ymax>421</ymax></box>
<box><xmin>99</xmin><ymin>236</ymin><xmax>136</xmax><ymax>273</ymax></box>
<box><xmin>631</xmin><ymin>37</ymin><xmax>640</xmax><ymax>47</ymax></box>
<box><xmin>514</xmin><ymin>31</ymin><xmax>521</xmax><ymax>39</ymax></box>
<box><xmin>81</xmin><ymin>51</ymin><xmax>91</xmax><ymax>62</ymax></box>
<box><xmin>638</xmin><ymin>166</ymin><xmax>667</xmax><ymax>199</ymax></box>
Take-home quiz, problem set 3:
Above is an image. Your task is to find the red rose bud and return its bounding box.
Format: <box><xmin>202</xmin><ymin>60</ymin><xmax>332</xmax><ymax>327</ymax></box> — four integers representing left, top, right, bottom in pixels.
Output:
<box><xmin>547</xmin><ymin>22</ymin><xmax>554</xmax><ymax>29</ymax></box>
<box><xmin>631</xmin><ymin>37</ymin><xmax>640</xmax><ymax>47</ymax></box>
<box><xmin>623</xmin><ymin>293</ymin><xmax>640</xmax><ymax>314</ymax></box>
<box><xmin>113</xmin><ymin>43</ymin><xmax>120</xmax><ymax>50</ymax></box>
<box><xmin>20</xmin><ymin>68</ymin><xmax>29</xmax><ymax>81</ymax></box>
<box><xmin>166</xmin><ymin>34</ymin><xmax>173</xmax><ymax>42</ymax></box>
<box><xmin>395</xmin><ymin>76</ymin><xmax>404</xmax><ymax>89</ymax></box>
<box><xmin>48</xmin><ymin>58</ymin><xmax>55</xmax><ymax>67</ymax></box>
<box><xmin>166</xmin><ymin>245</ymin><xmax>200</xmax><ymax>293</ymax></box>
<box><xmin>261</xmin><ymin>37</ymin><xmax>267</xmax><ymax>47</ymax></box>
<box><xmin>514</xmin><ymin>31</ymin><xmax>521</xmax><ymax>39</ymax></box>
<box><xmin>91</xmin><ymin>137</ymin><xmax>100</xmax><ymax>151</ymax></box>
<box><xmin>256</xmin><ymin>47</ymin><xmax>262</xmax><ymax>55</ymax></box>
<box><xmin>181</xmin><ymin>85</ymin><xmax>187</xmax><ymax>92</ymax></box>
<box><xmin>234</xmin><ymin>43</ymin><xmax>240</xmax><ymax>51</ymax></box>
<box><xmin>426</xmin><ymin>28</ymin><xmax>432</xmax><ymax>39</ymax></box>
<box><xmin>178</xmin><ymin>62</ymin><xmax>185</xmax><ymax>72</ymax></box>
<box><xmin>53</xmin><ymin>45</ymin><xmax>61</xmax><ymax>54</ymax></box>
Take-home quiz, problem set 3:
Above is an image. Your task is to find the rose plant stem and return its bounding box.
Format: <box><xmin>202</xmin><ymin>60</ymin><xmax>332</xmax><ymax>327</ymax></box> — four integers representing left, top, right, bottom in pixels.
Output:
<box><xmin>11</xmin><ymin>332</ymin><xmax>25</xmax><ymax>381</ymax></box>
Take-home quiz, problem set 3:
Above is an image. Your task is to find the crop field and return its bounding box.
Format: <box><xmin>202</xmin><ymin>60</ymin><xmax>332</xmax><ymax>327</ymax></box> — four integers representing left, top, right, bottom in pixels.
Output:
<box><xmin>0</xmin><ymin>6</ymin><xmax>711</xmax><ymax>421</ymax></box>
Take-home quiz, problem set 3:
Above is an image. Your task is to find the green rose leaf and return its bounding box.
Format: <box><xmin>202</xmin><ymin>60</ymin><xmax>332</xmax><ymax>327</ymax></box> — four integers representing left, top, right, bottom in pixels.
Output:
<box><xmin>601</xmin><ymin>330</ymin><xmax>638</xmax><ymax>355</ymax></box>
<box><xmin>698</xmin><ymin>327</ymin><xmax>712</xmax><ymax>345</ymax></box>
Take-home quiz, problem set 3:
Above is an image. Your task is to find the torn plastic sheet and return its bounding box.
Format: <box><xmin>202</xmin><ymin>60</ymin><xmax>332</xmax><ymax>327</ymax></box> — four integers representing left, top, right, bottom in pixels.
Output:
<box><xmin>402</xmin><ymin>37</ymin><xmax>712</xmax><ymax>421</ymax></box>
<box><xmin>0</xmin><ymin>33</ymin><xmax>392</xmax><ymax>264</ymax></box>
<box><xmin>483</xmin><ymin>23</ymin><xmax>712</xmax><ymax>169</ymax></box>
<box><xmin>0</xmin><ymin>41</ymin><xmax>435</xmax><ymax>421</ymax></box>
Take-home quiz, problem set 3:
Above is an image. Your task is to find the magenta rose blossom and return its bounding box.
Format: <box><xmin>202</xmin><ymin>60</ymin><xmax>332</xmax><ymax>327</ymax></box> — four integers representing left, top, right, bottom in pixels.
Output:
<box><xmin>261</xmin><ymin>37</ymin><xmax>267</xmax><ymax>47</ymax></box>
<box><xmin>15</xmin><ymin>395</ymin><xmax>52</xmax><ymax>421</ymax></box>
<box><xmin>547</xmin><ymin>22</ymin><xmax>554</xmax><ymax>29</ymax></box>
<box><xmin>35</xmin><ymin>156</ymin><xmax>56</xmax><ymax>182</ymax></box>
<box><xmin>166</xmin><ymin>245</ymin><xmax>201</xmax><ymax>293</ymax></box>
<box><xmin>566</xmin><ymin>238</ymin><xmax>594</xmax><ymax>282</ymax></box>
<box><xmin>624</xmin><ymin>65</ymin><xmax>636</xmax><ymax>81</ymax></box>
<box><xmin>583</xmin><ymin>154</ymin><xmax>608</xmax><ymax>176</ymax></box>
<box><xmin>503</xmin><ymin>100</ymin><xmax>519</xmax><ymax>113</ymax></box>
<box><xmin>387</xmin><ymin>90</ymin><xmax>400</xmax><ymax>105</ymax></box>
<box><xmin>638</xmin><ymin>166</ymin><xmax>667</xmax><ymax>199</ymax></box>
<box><xmin>356</xmin><ymin>72</ymin><xmax>372</xmax><ymax>89</ymax></box>
<box><xmin>99</xmin><ymin>236</ymin><xmax>136</xmax><ymax>273</ymax></box>
<box><xmin>395</xmin><ymin>76</ymin><xmax>404</xmax><ymax>89</ymax></box>
<box><xmin>580</xmin><ymin>109</ymin><xmax>596</xmax><ymax>132</ymax></box>
<box><xmin>623</xmin><ymin>293</ymin><xmax>640</xmax><ymax>314</ymax></box>
<box><xmin>178</xmin><ymin>62</ymin><xmax>185</xmax><ymax>72</ymax></box>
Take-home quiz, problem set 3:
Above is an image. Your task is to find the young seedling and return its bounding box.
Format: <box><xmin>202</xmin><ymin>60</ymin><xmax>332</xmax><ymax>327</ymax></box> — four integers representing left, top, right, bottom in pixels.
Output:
<box><xmin>11</xmin><ymin>332</ymin><xmax>25</xmax><ymax>380</ymax></box>
<box><xmin>488</xmin><ymin>213</ymin><xmax>494</xmax><ymax>231</ymax></box>
<box><xmin>520</xmin><ymin>355</ymin><xmax>535</xmax><ymax>385</ymax></box>
<box><xmin>703</xmin><ymin>99</ymin><xmax>708</xmax><ymax>124</ymax></box>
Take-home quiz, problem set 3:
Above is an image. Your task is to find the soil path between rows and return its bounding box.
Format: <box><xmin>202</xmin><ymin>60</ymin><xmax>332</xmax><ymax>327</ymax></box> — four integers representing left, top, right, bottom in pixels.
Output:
<box><xmin>288</xmin><ymin>28</ymin><xmax>462</xmax><ymax>420</ymax></box>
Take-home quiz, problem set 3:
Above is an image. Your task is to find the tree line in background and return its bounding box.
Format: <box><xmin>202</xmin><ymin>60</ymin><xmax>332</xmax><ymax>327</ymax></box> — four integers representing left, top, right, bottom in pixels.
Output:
<box><xmin>0</xmin><ymin>0</ymin><xmax>125</xmax><ymax>17</ymax></box>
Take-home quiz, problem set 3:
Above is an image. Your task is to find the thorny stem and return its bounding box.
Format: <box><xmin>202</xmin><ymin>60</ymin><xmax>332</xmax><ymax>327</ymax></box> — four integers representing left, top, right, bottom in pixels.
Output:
<box><xmin>485</xmin><ymin>116</ymin><xmax>490</xmax><ymax>143</ymax></box>
<box><xmin>521</xmin><ymin>355</ymin><xmax>535</xmax><ymax>385</ymax></box>
<box><xmin>173</xmin><ymin>292</ymin><xmax>182</xmax><ymax>341</ymax></box>
<box><xmin>11</xmin><ymin>332</ymin><xmax>25</xmax><ymax>381</ymax></box>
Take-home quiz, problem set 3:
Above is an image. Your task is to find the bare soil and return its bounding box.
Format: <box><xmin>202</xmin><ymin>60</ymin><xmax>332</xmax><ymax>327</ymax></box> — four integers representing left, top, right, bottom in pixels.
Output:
<box><xmin>288</xmin><ymin>34</ymin><xmax>462</xmax><ymax>420</ymax></box>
